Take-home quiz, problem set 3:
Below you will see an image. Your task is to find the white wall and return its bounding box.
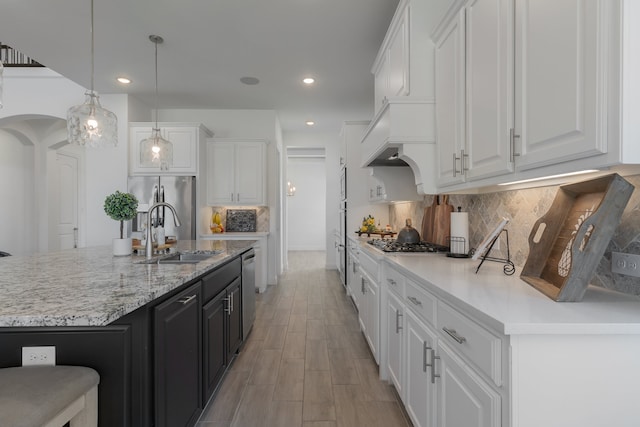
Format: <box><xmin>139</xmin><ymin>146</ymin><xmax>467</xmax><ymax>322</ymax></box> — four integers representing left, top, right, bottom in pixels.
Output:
<box><xmin>286</xmin><ymin>157</ymin><xmax>326</xmax><ymax>250</ymax></box>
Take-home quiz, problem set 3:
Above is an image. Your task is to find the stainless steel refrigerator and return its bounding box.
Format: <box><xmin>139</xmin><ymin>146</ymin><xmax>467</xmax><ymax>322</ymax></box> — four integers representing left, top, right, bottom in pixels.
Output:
<box><xmin>127</xmin><ymin>176</ymin><xmax>196</xmax><ymax>240</ymax></box>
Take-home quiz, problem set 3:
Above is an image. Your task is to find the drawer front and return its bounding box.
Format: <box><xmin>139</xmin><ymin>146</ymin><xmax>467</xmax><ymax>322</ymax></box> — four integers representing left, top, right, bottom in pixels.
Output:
<box><xmin>404</xmin><ymin>279</ymin><xmax>436</xmax><ymax>327</ymax></box>
<box><xmin>359</xmin><ymin>249</ymin><xmax>379</xmax><ymax>281</ymax></box>
<box><xmin>384</xmin><ymin>266</ymin><xmax>405</xmax><ymax>298</ymax></box>
<box><xmin>202</xmin><ymin>257</ymin><xmax>241</xmax><ymax>303</ymax></box>
<box><xmin>437</xmin><ymin>301</ymin><xmax>503</xmax><ymax>386</ymax></box>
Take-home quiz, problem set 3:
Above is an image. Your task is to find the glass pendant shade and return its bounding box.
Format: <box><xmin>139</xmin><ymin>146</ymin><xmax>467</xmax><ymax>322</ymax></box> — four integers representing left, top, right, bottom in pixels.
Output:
<box><xmin>67</xmin><ymin>90</ymin><xmax>117</xmax><ymax>147</ymax></box>
<box><xmin>66</xmin><ymin>0</ymin><xmax>118</xmax><ymax>147</ymax></box>
<box><xmin>140</xmin><ymin>128</ymin><xmax>173</xmax><ymax>171</ymax></box>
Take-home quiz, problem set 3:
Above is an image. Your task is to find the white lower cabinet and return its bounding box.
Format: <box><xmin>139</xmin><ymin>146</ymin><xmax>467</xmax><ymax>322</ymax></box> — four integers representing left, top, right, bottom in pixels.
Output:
<box><xmin>405</xmin><ymin>309</ymin><xmax>437</xmax><ymax>427</ymax></box>
<box><xmin>386</xmin><ymin>290</ymin><xmax>404</xmax><ymax>398</ymax></box>
<box><xmin>436</xmin><ymin>341</ymin><xmax>501</xmax><ymax>427</ymax></box>
<box><xmin>358</xmin><ymin>248</ymin><xmax>381</xmax><ymax>364</ymax></box>
<box><xmin>360</xmin><ymin>271</ymin><xmax>379</xmax><ymax>363</ymax></box>
<box><xmin>382</xmin><ymin>261</ymin><xmax>503</xmax><ymax>427</ymax></box>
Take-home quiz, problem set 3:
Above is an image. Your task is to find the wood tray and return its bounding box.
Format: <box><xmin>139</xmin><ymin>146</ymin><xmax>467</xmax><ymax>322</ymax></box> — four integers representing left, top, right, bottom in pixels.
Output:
<box><xmin>521</xmin><ymin>174</ymin><xmax>634</xmax><ymax>302</ymax></box>
<box><xmin>355</xmin><ymin>231</ymin><xmax>397</xmax><ymax>238</ymax></box>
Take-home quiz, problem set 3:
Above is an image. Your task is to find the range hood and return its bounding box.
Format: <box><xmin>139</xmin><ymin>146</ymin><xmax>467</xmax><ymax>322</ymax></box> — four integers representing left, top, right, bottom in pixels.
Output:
<box><xmin>360</xmin><ymin>97</ymin><xmax>437</xmax><ymax>195</ymax></box>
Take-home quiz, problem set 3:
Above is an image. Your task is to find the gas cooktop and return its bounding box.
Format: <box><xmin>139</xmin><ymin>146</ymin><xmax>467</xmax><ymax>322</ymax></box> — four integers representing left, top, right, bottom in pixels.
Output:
<box><xmin>367</xmin><ymin>239</ymin><xmax>449</xmax><ymax>253</ymax></box>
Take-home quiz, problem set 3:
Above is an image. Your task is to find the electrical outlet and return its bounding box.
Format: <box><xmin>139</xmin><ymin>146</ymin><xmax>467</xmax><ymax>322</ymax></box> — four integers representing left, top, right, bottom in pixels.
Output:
<box><xmin>611</xmin><ymin>252</ymin><xmax>640</xmax><ymax>278</ymax></box>
<box><xmin>22</xmin><ymin>346</ymin><xmax>56</xmax><ymax>366</ymax></box>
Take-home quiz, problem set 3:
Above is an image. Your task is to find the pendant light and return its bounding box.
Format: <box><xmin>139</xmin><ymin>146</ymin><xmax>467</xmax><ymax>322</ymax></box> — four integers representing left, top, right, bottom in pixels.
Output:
<box><xmin>66</xmin><ymin>0</ymin><xmax>117</xmax><ymax>147</ymax></box>
<box><xmin>139</xmin><ymin>35</ymin><xmax>173</xmax><ymax>171</ymax></box>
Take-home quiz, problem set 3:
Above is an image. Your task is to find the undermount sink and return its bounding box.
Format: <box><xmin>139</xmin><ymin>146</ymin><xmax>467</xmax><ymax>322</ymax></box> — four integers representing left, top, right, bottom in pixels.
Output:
<box><xmin>137</xmin><ymin>251</ymin><xmax>222</xmax><ymax>265</ymax></box>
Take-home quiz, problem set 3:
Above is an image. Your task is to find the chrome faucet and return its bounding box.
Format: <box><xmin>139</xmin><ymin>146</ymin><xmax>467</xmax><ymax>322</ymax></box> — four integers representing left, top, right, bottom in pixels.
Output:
<box><xmin>146</xmin><ymin>202</ymin><xmax>181</xmax><ymax>259</ymax></box>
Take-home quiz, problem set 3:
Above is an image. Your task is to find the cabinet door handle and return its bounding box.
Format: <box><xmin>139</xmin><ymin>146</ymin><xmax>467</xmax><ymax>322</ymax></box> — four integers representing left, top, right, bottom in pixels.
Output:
<box><xmin>237</xmin><ymin>193</ymin><xmax>240</xmax><ymax>201</ymax></box>
<box><xmin>395</xmin><ymin>310</ymin><xmax>403</xmax><ymax>333</ymax></box>
<box><xmin>224</xmin><ymin>296</ymin><xmax>231</xmax><ymax>314</ymax></box>
<box><xmin>461</xmin><ymin>149</ymin><xmax>469</xmax><ymax>174</ymax></box>
<box><xmin>430</xmin><ymin>348</ymin><xmax>440</xmax><ymax>384</ymax></box>
<box><xmin>387</xmin><ymin>278</ymin><xmax>397</xmax><ymax>287</ymax></box>
<box><xmin>510</xmin><ymin>128</ymin><xmax>521</xmax><ymax>163</ymax></box>
<box><xmin>361</xmin><ymin>277</ymin><xmax>365</xmax><ymax>294</ymax></box>
<box><xmin>230</xmin><ymin>292</ymin><xmax>234</xmax><ymax>313</ymax></box>
<box><xmin>177</xmin><ymin>294</ymin><xmax>197</xmax><ymax>305</ymax></box>
<box><xmin>407</xmin><ymin>296</ymin><xmax>422</xmax><ymax>307</ymax></box>
<box><xmin>442</xmin><ymin>327</ymin><xmax>467</xmax><ymax>344</ymax></box>
<box><xmin>230</xmin><ymin>193</ymin><xmax>234</xmax><ymax>202</ymax></box>
<box><xmin>452</xmin><ymin>152</ymin><xmax>461</xmax><ymax>177</ymax></box>
<box><xmin>423</xmin><ymin>342</ymin><xmax>432</xmax><ymax>372</ymax></box>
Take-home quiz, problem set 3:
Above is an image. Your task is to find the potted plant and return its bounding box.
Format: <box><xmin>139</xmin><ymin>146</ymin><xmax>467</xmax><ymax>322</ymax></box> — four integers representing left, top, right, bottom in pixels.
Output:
<box><xmin>104</xmin><ymin>190</ymin><xmax>138</xmax><ymax>256</ymax></box>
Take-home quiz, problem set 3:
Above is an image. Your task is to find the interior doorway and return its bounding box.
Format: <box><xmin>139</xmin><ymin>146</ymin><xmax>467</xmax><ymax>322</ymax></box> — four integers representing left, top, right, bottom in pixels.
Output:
<box><xmin>286</xmin><ymin>147</ymin><xmax>326</xmax><ymax>251</ymax></box>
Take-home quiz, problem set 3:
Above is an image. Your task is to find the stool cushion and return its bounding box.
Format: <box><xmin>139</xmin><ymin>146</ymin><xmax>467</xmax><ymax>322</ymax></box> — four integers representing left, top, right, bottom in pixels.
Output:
<box><xmin>0</xmin><ymin>365</ymin><xmax>99</xmax><ymax>427</ymax></box>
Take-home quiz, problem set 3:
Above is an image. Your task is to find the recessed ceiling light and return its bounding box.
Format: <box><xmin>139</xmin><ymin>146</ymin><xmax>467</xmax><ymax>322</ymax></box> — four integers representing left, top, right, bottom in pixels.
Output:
<box><xmin>305</xmin><ymin>120</ymin><xmax>315</xmax><ymax>126</ymax></box>
<box><xmin>303</xmin><ymin>77</ymin><xmax>315</xmax><ymax>85</ymax></box>
<box><xmin>240</xmin><ymin>76</ymin><xmax>260</xmax><ymax>85</ymax></box>
<box><xmin>116</xmin><ymin>77</ymin><xmax>131</xmax><ymax>84</ymax></box>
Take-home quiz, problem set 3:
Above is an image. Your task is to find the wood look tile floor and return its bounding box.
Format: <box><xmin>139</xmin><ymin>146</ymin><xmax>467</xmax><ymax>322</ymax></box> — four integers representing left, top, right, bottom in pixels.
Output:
<box><xmin>196</xmin><ymin>251</ymin><xmax>411</xmax><ymax>427</ymax></box>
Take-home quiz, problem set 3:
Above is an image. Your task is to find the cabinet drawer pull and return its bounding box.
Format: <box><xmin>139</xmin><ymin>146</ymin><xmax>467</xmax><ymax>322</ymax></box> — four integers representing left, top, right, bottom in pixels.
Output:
<box><xmin>395</xmin><ymin>310</ymin><xmax>403</xmax><ymax>333</ymax></box>
<box><xmin>407</xmin><ymin>296</ymin><xmax>422</xmax><ymax>307</ymax></box>
<box><xmin>177</xmin><ymin>294</ymin><xmax>197</xmax><ymax>305</ymax></box>
<box><xmin>431</xmin><ymin>348</ymin><xmax>440</xmax><ymax>384</ymax></box>
<box><xmin>361</xmin><ymin>277</ymin><xmax>366</xmax><ymax>294</ymax></box>
<box><xmin>387</xmin><ymin>278</ymin><xmax>397</xmax><ymax>287</ymax></box>
<box><xmin>443</xmin><ymin>327</ymin><xmax>467</xmax><ymax>344</ymax></box>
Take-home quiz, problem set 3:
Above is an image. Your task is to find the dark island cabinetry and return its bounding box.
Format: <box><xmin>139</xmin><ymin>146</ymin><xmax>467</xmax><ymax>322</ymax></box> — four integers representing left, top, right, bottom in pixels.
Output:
<box><xmin>154</xmin><ymin>281</ymin><xmax>202</xmax><ymax>427</ymax></box>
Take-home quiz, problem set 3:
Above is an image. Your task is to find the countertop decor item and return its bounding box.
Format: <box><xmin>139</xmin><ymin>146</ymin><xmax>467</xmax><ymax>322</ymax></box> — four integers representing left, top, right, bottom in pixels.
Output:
<box><xmin>396</xmin><ymin>218</ymin><xmax>421</xmax><ymax>244</ymax></box>
<box><xmin>104</xmin><ymin>191</ymin><xmax>138</xmax><ymax>256</ymax></box>
<box><xmin>225</xmin><ymin>209</ymin><xmax>257</xmax><ymax>232</ymax></box>
<box><xmin>521</xmin><ymin>173</ymin><xmax>634</xmax><ymax>302</ymax></box>
<box><xmin>66</xmin><ymin>0</ymin><xmax>117</xmax><ymax>148</ymax></box>
<box><xmin>422</xmin><ymin>195</ymin><xmax>454</xmax><ymax>247</ymax></box>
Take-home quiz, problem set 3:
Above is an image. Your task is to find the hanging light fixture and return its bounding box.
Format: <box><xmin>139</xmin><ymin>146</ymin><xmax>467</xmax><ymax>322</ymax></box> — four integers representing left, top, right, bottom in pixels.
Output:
<box><xmin>139</xmin><ymin>35</ymin><xmax>173</xmax><ymax>171</ymax></box>
<box><xmin>66</xmin><ymin>0</ymin><xmax>117</xmax><ymax>147</ymax></box>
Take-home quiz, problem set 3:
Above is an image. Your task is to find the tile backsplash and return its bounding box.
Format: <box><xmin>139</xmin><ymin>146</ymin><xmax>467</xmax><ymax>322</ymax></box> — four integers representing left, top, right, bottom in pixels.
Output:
<box><xmin>389</xmin><ymin>174</ymin><xmax>640</xmax><ymax>296</ymax></box>
<box><xmin>208</xmin><ymin>206</ymin><xmax>270</xmax><ymax>232</ymax></box>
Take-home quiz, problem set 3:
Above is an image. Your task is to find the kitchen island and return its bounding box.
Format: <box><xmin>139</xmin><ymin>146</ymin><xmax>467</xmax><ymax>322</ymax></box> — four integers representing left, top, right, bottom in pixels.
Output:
<box><xmin>0</xmin><ymin>239</ymin><xmax>255</xmax><ymax>427</ymax></box>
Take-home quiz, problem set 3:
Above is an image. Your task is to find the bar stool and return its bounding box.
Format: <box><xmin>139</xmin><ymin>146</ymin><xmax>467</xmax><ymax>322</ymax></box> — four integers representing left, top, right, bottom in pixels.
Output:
<box><xmin>0</xmin><ymin>365</ymin><xmax>99</xmax><ymax>427</ymax></box>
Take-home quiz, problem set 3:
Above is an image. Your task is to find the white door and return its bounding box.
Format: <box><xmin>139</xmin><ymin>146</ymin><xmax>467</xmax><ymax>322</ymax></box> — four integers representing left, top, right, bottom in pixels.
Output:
<box><xmin>55</xmin><ymin>152</ymin><xmax>78</xmax><ymax>249</ymax></box>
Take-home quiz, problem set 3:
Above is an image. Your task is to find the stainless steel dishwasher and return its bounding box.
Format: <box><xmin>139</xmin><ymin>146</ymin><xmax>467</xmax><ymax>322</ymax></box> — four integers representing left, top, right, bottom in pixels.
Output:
<box><xmin>241</xmin><ymin>249</ymin><xmax>256</xmax><ymax>340</ymax></box>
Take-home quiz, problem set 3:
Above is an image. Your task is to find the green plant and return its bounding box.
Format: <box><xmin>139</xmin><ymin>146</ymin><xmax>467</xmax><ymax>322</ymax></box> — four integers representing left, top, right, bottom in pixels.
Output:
<box><xmin>104</xmin><ymin>191</ymin><xmax>138</xmax><ymax>239</ymax></box>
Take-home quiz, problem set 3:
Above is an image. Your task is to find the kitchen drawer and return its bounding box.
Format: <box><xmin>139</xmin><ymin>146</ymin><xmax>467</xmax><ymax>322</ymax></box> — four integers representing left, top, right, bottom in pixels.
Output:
<box><xmin>202</xmin><ymin>257</ymin><xmax>241</xmax><ymax>303</ymax></box>
<box><xmin>359</xmin><ymin>248</ymin><xmax>379</xmax><ymax>281</ymax></box>
<box><xmin>384</xmin><ymin>266</ymin><xmax>405</xmax><ymax>298</ymax></box>
<box><xmin>437</xmin><ymin>301</ymin><xmax>503</xmax><ymax>387</ymax></box>
<box><xmin>404</xmin><ymin>279</ymin><xmax>436</xmax><ymax>327</ymax></box>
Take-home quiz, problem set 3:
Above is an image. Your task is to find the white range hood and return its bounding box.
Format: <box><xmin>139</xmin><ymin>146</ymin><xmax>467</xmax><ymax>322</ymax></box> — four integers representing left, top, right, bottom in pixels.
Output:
<box><xmin>360</xmin><ymin>97</ymin><xmax>437</xmax><ymax>195</ymax></box>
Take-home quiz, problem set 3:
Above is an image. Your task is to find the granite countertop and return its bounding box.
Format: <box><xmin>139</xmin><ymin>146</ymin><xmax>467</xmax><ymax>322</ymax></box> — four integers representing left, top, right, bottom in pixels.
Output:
<box><xmin>0</xmin><ymin>240</ymin><xmax>255</xmax><ymax>327</ymax></box>
<box><xmin>354</xmin><ymin>240</ymin><xmax>640</xmax><ymax>336</ymax></box>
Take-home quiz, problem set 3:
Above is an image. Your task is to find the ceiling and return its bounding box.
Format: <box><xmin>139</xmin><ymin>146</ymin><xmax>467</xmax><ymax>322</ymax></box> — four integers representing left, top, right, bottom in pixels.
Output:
<box><xmin>0</xmin><ymin>0</ymin><xmax>400</xmax><ymax>135</ymax></box>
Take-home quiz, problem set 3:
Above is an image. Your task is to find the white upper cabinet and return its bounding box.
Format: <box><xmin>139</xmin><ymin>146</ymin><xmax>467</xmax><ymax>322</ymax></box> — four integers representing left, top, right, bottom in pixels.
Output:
<box><xmin>206</xmin><ymin>139</ymin><xmax>267</xmax><ymax>206</ymax></box>
<box><xmin>433</xmin><ymin>0</ymin><xmax>639</xmax><ymax>191</ymax></box>
<box><xmin>435</xmin><ymin>0</ymin><xmax>514</xmax><ymax>187</ymax></box>
<box><xmin>129</xmin><ymin>123</ymin><xmax>212</xmax><ymax>176</ymax></box>
<box><xmin>514</xmin><ymin>0</ymin><xmax>607</xmax><ymax>170</ymax></box>
<box><xmin>435</xmin><ymin>10</ymin><xmax>466</xmax><ymax>187</ymax></box>
<box><xmin>373</xmin><ymin>2</ymin><xmax>409</xmax><ymax>113</ymax></box>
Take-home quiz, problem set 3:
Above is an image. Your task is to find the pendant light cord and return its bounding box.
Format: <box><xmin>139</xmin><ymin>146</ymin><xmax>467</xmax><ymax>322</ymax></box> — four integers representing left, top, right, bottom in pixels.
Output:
<box><xmin>90</xmin><ymin>0</ymin><xmax>95</xmax><ymax>93</ymax></box>
<box><xmin>154</xmin><ymin>38</ymin><xmax>159</xmax><ymax>128</ymax></box>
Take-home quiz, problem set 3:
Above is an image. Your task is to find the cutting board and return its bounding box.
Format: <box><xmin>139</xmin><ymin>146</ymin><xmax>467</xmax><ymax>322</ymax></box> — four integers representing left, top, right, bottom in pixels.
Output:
<box><xmin>422</xmin><ymin>195</ymin><xmax>454</xmax><ymax>247</ymax></box>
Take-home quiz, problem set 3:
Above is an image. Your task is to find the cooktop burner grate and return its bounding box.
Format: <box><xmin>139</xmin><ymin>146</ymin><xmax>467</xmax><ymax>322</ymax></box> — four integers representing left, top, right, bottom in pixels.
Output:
<box><xmin>367</xmin><ymin>239</ymin><xmax>449</xmax><ymax>253</ymax></box>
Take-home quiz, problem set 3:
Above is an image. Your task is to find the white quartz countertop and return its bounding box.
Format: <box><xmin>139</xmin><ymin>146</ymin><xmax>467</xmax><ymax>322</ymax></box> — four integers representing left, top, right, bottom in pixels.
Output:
<box><xmin>357</xmin><ymin>241</ymin><xmax>640</xmax><ymax>336</ymax></box>
<box><xmin>0</xmin><ymin>240</ymin><xmax>255</xmax><ymax>327</ymax></box>
<box><xmin>199</xmin><ymin>232</ymin><xmax>269</xmax><ymax>239</ymax></box>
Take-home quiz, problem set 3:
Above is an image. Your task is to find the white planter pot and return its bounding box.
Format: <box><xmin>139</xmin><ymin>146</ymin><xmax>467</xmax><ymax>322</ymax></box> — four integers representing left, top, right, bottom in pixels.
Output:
<box><xmin>113</xmin><ymin>238</ymin><xmax>132</xmax><ymax>256</ymax></box>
